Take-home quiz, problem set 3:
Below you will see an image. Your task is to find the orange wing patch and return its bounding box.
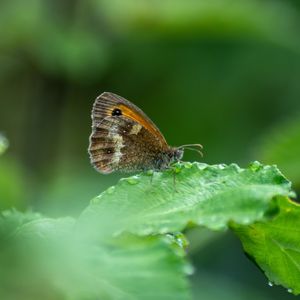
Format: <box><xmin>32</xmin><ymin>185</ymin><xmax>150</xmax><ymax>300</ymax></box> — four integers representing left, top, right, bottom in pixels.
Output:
<box><xmin>118</xmin><ymin>104</ymin><xmax>159</xmax><ymax>136</ymax></box>
<box><xmin>117</xmin><ymin>104</ymin><xmax>166</xmax><ymax>141</ymax></box>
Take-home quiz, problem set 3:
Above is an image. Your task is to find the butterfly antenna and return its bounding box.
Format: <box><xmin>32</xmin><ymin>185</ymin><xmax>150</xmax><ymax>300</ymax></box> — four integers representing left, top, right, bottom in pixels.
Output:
<box><xmin>178</xmin><ymin>143</ymin><xmax>203</xmax><ymax>149</ymax></box>
<box><xmin>183</xmin><ymin>147</ymin><xmax>203</xmax><ymax>157</ymax></box>
<box><xmin>178</xmin><ymin>144</ymin><xmax>204</xmax><ymax>157</ymax></box>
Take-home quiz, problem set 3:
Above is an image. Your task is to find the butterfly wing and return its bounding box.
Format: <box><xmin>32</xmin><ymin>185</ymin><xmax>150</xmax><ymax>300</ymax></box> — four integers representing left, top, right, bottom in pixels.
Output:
<box><xmin>88</xmin><ymin>92</ymin><xmax>169</xmax><ymax>173</ymax></box>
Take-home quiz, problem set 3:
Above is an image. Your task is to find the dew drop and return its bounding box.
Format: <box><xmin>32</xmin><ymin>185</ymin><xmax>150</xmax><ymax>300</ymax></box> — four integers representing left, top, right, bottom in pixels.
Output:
<box><xmin>174</xmin><ymin>233</ymin><xmax>189</xmax><ymax>249</ymax></box>
<box><xmin>172</xmin><ymin>165</ymin><xmax>181</xmax><ymax>174</ymax></box>
<box><xmin>197</xmin><ymin>163</ymin><xmax>207</xmax><ymax>170</ymax></box>
<box><xmin>249</xmin><ymin>161</ymin><xmax>262</xmax><ymax>172</ymax></box>
<box><xmin>268</xmin><ymin>281</ymin><xmax>273</xmax><ymax>287</ymax></box>
<box><xmin>146</xmin><ymin>170</ymin><xmax>154</xmax><ymax>176</ymax></box>
<box><xmin>184</xmin><ymin>162</ymin><xmax>193</xmax><ymax>169</ymax></box>
<box><xmin>106</xmin><ymin>186</ymin><xmax>115</xmax><ymax>194</ymax></box>
<box><xmin>91</xmin><ymin>195</ymin><xmax>102</xmax><ymax>204</ymax></box>
<box><xmin>183</xmin><ymin>263</ymin><xmax>194</xmax><ymax>275</ymax></box>
<box><xmin>126</xmin><ymin>176</ymin><xmax>140</xmax><ymax>185</ymax></box>
<box><xmin>176</xmin><ymin>238</ymin><xmax>184</xmax><ymax>248</ymax></box>
<box><xmin>287</xmin><ymin>288</ymin><xmax>293</xmax><ymax>294</ymax></box>
<box><xmin>159</xmin><ymin>227</ymin><xmax>169</xmax><ymax>234</ymax></box>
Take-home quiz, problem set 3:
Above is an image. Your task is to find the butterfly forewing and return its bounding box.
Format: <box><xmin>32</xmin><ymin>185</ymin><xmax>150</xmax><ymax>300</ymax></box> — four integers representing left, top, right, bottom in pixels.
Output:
<box><xmin>89</xmin><ymin>92</ymin><xmax>170</xmax><ymax>173</ymax></box>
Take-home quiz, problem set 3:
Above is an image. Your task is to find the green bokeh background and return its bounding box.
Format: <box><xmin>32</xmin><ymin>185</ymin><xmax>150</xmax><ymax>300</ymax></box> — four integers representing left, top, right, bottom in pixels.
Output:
<box><xmin>1</xmin><ymin>0</ymin><xmax>300</xmax><ymax>299</ymax></box>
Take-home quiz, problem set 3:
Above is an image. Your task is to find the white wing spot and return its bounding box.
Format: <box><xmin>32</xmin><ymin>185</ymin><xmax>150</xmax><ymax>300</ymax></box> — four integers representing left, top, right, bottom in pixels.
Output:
<box><xmin>108</xmin><ymin>125</ymin><xmax>124</xmax><ymax>165</ymax></box>
<box><xmin>130</xmin><ymin>124</ymin><xmax>142</xmax><ymax>135</ymax></box>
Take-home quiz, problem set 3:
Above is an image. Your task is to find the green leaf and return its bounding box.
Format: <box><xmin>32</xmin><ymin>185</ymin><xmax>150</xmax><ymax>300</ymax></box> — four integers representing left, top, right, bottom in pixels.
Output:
<box><xmin>65</xmin><ymin>235</ymin><xmax>191</xmax><ymax>300</ymax></box>
<box><xmin>258</xmin><ymin>116</ymin><xmax>300</xmax><ymax>188</ymax></box>
<box><xmin>0</xmin><ymin>212</ymin><xmax>69</xmax><ymax>300</ymax></box>
<box><xmin>233</xmin><ymin>197</ymin><xmax>300</xmax><ymax>295</ymax></box>
<box><xmin>0</xmin><ymin>212</ymin><xmax>190</xmax><ymax>300</ymax></box>
<box><xmin>78</xmin><ymin>162</ymin><xmax>292</xmax><ymax>237</ymax></box>
<box><xmin>0</xmin><ymin>209</ymin><xmax>41</xmax><ymax>241</ymax></box>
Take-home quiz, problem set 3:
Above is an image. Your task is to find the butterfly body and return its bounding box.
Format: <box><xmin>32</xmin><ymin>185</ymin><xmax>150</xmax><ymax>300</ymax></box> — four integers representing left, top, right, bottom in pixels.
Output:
<box><xmin>89</xmin><ymin>92</ymin><xmax>195</xmax><ymax>174</ymax></box>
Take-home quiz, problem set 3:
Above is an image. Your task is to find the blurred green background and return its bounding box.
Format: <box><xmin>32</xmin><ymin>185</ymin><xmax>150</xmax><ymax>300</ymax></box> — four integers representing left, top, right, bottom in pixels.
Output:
<box><xmin>1</xmin><ymin>0</ymin><xmax>300</xmax><ymax>299</ymax></box>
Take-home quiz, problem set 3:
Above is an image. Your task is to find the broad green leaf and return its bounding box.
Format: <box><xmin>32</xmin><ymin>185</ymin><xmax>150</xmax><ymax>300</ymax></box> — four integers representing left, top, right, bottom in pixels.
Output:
<box><xmin>0</xmin><ymin>209</ymin><xmax>41</xmax><ymax>240</ymax></box>
<box><xmin>62</xmin><ymin>235</ymin><xmax>191</xmax><ymax>300</ymax></box>
<box><xmin>258</xmin><ymin>116</ymin><xmax>300</xmax><ymax>188</ymax></box>
<box><xmin>0</xmin><ymin>213</ymin><xmax>71</xmax><ymax>300</ymax></box>
<box><xmin>78</xmin><ymin>162</ymin><xmax>292</xmax><ymax>237</ymax></box>
<box><xmin>233</xmin><ymin>197</ymin><xmax>300</xmax><ymax>295</ymax></box>
<box><xmin>0</xmin><ymin>212</ymin><xmax>190</xmax><ymax>300</ymax></box>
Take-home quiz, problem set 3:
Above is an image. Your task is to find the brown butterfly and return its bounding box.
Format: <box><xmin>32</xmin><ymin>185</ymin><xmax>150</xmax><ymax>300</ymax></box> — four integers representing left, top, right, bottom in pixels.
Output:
<box><xmin>88</xmin><ymin>92</ymin><xmax>202</xmax><ymax>174</ymax></box>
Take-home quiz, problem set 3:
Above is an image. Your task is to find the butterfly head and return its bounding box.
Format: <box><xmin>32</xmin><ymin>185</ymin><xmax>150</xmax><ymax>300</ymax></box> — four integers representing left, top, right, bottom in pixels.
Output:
<box><xmin>169</xmin><ymin>147</ymin><xmax>184</xmax><ymax>162</ymax></box>
<box><xmin>177</xmin><ymin>144</ymin><xmax>203</xmax><ymax>158</ymax></box>
<box><xmin>153</xmin><ymin>147</ymin><xmax>184</xmax><ymax>171</ymax></box>
<box><xmin>158</xmin><ymin>144</ymin><xmax>203</xmax><ymax>171</ymax></box>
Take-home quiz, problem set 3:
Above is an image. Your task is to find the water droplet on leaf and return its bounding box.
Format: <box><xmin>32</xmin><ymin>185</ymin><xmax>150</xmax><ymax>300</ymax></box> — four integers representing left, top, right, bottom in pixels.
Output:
<box><xmin>249</xmin><ymin>161</ymin><xmax>262</xmax><ymax>172</ymax></box>
<box><xmin>183</xmin><ymin>263</ymin><xmax>194</xmax><ymax>275</ymax></box>
<box><xmin>146</xmin><ymin>170</ymin><xmax>154</xmax><ymax>176</ymax></box>
<box><xmin>184</xmin><ymin>162</ymin><xmax>193</xmax><ymax>169</ymax></box>
<box><xmin>126</xmin><ymin>176</ymin><xmax>139</xmax><ymax>185</ymax></box>
<box><xmin>106</xmin><ymin>186</ymin><xmax>115</xmax><ymax>194</ymax></box>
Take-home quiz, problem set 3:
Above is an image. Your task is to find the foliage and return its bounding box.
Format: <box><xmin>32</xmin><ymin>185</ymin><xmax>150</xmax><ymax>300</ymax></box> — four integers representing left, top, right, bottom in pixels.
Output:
<box><xmin>258</xmin><ymin>115</ymin><xmax>300</xmax><ymax>188</ymax></box>
<box><xmin>1</xmin><ymin>162</ymin><xmax>299</xmax><ymax>299</ymax></box>
<box><xmin>233</xmin><ymin>197</ymin><xmax>300</xmax><ymax>295</ymax></box>
<box><xmin>2</xmin><ymin>0</ymin><xmax>300</xmax><ymax>298</ymax></box>
<box><xmin>78</xmin><ymin>162</ymin><xmax>292</xmax><ymax>236</ymax></box>
<box><xmin>0</xmin><ymin>211</ymin><xmax>190</xmax><ymax>300</ymax></box>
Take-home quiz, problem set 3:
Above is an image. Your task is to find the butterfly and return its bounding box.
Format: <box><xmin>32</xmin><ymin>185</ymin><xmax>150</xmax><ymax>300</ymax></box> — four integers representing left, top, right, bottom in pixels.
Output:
<box><xmin>88</xmin><ymin>92</ymin><xmax>203</xmax><ymax>174</ymax></box>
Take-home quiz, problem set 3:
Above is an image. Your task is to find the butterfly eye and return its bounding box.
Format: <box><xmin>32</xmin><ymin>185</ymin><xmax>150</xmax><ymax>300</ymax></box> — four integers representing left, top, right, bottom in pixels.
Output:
<box><xmin>112</xmin><ymin>108</ymin><xmax>122</xmax><ymax>116</ymax></box>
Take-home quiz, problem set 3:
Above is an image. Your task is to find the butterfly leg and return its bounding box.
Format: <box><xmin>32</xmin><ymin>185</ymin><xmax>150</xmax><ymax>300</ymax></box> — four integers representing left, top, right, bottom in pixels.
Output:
<box><xmin>172</xmin><ymin>171</ymin><xmax>179</xmax><ymax>193</ymax></box>
<box><xmin>145</xmin><ymin>170</ymin><xmax>155</xmax><ymax>186</ymax></box>
<box><xmin>150</xmin><ymin>171</ymin><xmax>154</xmax><ymax>185</ymax></box>
<box><xmin>165</xmin><ymin>164</ymin><xmax>179</xmax><ymax>193</ymax></box>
